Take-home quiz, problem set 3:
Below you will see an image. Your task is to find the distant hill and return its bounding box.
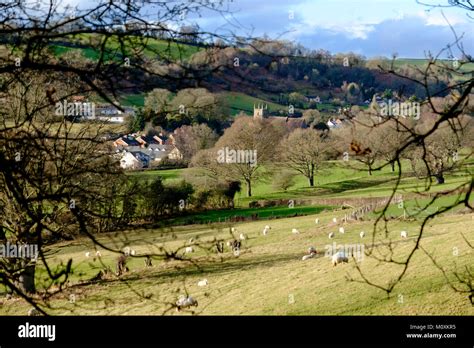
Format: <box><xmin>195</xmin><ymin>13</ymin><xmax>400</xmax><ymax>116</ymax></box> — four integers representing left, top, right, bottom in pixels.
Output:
<box><xmin>43</xmin><ymin>34</ymin><xmax>454</xmax><ymax>115</ymax></box>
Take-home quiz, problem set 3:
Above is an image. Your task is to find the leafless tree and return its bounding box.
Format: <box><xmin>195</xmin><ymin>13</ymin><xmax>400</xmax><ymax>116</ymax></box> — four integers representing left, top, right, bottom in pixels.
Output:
<box><xmin>343</xmin><ymin>1</ymin><xmax>473</xmax><ymax>304</ymax></box>
<box><xmin>0</xmin><ymin>0</ymin><xmax>246</xmax><ymax>315</ymax></box>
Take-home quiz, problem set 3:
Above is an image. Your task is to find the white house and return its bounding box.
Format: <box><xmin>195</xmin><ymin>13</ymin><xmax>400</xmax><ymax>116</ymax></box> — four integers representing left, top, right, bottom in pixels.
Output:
<box><xmin>119</xmin><ymin>151</ymin><xmax>150</xmax><ymax>169</ymax></box>
<box><xmin>118</xmin><ymin>145</ymin><xmax>182</xmax><ymax>170</ymax></box>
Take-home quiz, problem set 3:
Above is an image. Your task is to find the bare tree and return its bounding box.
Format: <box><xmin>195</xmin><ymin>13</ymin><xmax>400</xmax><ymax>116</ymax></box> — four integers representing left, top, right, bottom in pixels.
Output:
<box><xmin>192</xmin><ymin>116</ymin><xmax>283</xmax><ymax>197</ymax></box>
<box><xmin>343</xmin><ymin>1</ymin><xmax>474</xmax><ymax>304</ymax></box>
<box><xmin>279</xmin><ymin>128</ymin><xmax>330</xmax><ymax>187</ymax></box>
<box><xmin>0</xmin><ymin>0</ymin><xmax>246</xmax><ymax>314</ymax></box>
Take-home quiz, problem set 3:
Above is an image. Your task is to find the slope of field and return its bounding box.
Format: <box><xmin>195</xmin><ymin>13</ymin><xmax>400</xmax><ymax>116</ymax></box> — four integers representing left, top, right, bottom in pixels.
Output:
<box><xmin>1</xmin><ymin>209</ymin><xmax>472</xmax><ymax>315</ymax></box>
<box><xmin>49</xmin><ymin>34</ymin><xmax>201</xmax><ymax>62</ymax></box>
<box><xmin>130</xmin><ymin>160</ymin><xmax>473</xmax><ymax>209</ymax></box>
<box><xmin>222</xmin><ymin>92</ymin><xmax>288</xmax><ymax>116</ymax></box>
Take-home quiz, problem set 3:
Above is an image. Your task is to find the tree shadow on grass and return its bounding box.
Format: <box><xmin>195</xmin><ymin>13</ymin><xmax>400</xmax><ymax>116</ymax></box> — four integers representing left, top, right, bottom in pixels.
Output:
<box><xmin>317</xmin><ymin>177</ymin><xmax>397</xmax><ymax>195</ymax></box>
<box><xmin>80</xmin><ymin>251</ymin><xmax>306</xmax><ymax>288</ymax></box>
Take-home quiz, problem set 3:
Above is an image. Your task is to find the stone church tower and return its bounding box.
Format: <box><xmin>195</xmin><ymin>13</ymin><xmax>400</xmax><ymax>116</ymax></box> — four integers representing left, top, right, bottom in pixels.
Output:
<box><xmin>253</xmin><ymin>103</ymin><xmax>268</xmax><ymax>119</ymax></box>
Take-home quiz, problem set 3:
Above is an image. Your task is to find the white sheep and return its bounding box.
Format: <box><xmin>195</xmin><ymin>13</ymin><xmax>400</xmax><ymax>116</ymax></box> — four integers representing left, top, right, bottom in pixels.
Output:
<box><xmin>339</xmin><ymin>227</ymin><xmax>345</xmax><ymax>234</ymax></box>
<box><xmin>95</xmin><ymin>251</ymin><xmax>101</xmax><ymax>257</ymax></box>
<box><xmin>231</xmin><ymin>227</ymin><xmax>236</xmax><ymax>232</ymax></box>
<box><xmin>360</xmin><ymin>231</ymin><xmax>365</xmax><ymax>238</ymax></box>
<box><xmin>292</xmin><ymin>228</ymin><xmax>300</xmax><ymax>234</ymax></box>
<box><xmin>332</xmin><ymin>251</ymin><xmax>349</xmax><ymax>266</ymax></box>
<box><xmin>130</xmin><ymin>249</ymin><xmax>136</xmax><ymax>256</ymax></box>
<box><xmin>185</xmin><ymin>247</ymin><xmax>194</xmax><ymax>253</ymax></box>
<box><xmin>302</xmin><ymin>247</ymin><xmax>317</xmax><ymax>260</ymax></box>
<box><xmin>262</xmin><ymin>227</ymin><xmax>269</xmax><ymax>235</ymax></box>
<box><xmin>226</xmin><ymin>241</ymin><xmax>232</xmax><ymax>247</ymax></box>
<box><xmin>176</xmin><ymin>296</ymin><xmax>198</xmax><ymax>311</ymax></box>
<box><xmin>332</xmin><ymin>217</ymin><xmax>337</xmax><ymax>223</ymax></box>
<box><xmin>197</xmin><ymin>279</ymin><xmax>208</xmax><ymax>287</ymax></box>
<box><xmin>85</xmin><ymin>252</ymin><xmax>91</xmax><ymax>258</ymax></box>
<box><xmin>123</xmin><ymin>247</ymin><xmax>131</xmax><ymax>256</ymax></box>
<box><xmin>401</xmin><ymin>230</ymin><xmax>408</xmax><ymax>239</ymax></box>
<box><xmin>239</xmin><ymin>233</ymin><xmax>246</xmax><ymax>240</ymax></box>
<box><xmin>264</xmin><ymin>225</ymin><xmax>270</xmax><ymax>230</ymax></box>
<box><xmin>302</xmin><ymin>253</ymin><xmax>316</xmax><ymax>261</ymax></box>
<box><xmin>315</xmin><ymin>218</ymin><xmax>319</xmax><ymax>224</ymax></box>
<box><xmin>328</xmin><ymin>232</ymin><xmax>335</xmax><ymax>239</ymax></box>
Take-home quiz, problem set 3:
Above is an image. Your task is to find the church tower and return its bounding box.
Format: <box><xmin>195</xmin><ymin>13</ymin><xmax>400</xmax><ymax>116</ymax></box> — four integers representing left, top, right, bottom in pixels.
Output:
<box><xmin>253</xmin><ymin>103</ymin><xmax>268</xmax><ymax>119</ymax></box>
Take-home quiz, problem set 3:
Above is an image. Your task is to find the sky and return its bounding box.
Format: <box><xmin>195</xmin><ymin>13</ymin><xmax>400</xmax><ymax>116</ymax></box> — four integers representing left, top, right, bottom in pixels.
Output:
<box><xmin>192</xmin><ymin>0</ymin><xmax>473</xmax><ymax>58</ymax></box>
<box><xmin>64</xmin><ymin>0</ymin><xmax>474</xmax><ymax>58</ymax></box>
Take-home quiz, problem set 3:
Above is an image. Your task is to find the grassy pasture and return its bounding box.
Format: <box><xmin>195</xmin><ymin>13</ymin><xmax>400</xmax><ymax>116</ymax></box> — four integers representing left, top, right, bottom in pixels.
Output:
<box><xmin>1</xmin><ymin>157</ymin><xmax>472</xmax><ymax>315</ymax></box>
<box><xmin>1</xmin><ymin>208</ymin><xmax>472</xmax><ymax>315</ymax></box>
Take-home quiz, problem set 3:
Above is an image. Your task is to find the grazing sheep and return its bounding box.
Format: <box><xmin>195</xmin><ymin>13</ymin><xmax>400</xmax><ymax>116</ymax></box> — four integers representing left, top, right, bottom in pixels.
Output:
<box><xmin>216</xmin><ymin>241</ymin><xmax>224</xmax><ymax>253</ymax></box>
<box><xmin>315</xmin><ymin>218</ymin><xmax>319</xmax><ymax>224</ymax></box>
<box><xmin>239</xmin><ymin>233</ymin><xmax>246</xmax><ymax>240</ymax></box>
<box><xmin>292</xmin><ymin>228</ymin><xmax>300</xmax><ymax>234</ymax></box>
<box><xmin>339</xmin><ymin>227</ymin><xmax>345</xmax><ymax>234</ymax></box>
<box><xmin>360</xmin><ymin>231</ymin><xmax>365</xmax><ymax>238</ymax></box>
<box><xmin>144</xmin><ymin>256</ymin><xmax>153</xmax><ymax>267</ymax></box>
<box><xmin>185</xmin><ymin>247</ymin><xmax>194</xmax><ymax>253</ymax></box>
<box><xmin>95</xmin><ymin>251</ymin><xmax>101</xmax><ymax>257</ymax></box>
<box><xmin>302</xmin><ymin>247</ymin><xmax>317</xmax><ymax>261</ymax></box>
<box><xmin>116</xmin><ymin>255</ymin><xmax>129</xmax><ymax>276</ymax></box>
<box><xmin>130</xmin><ymin>249</ymin><xmax>136</xmax><ymax>256</ymax></box>
<box><xmin>332</xmin><ymin>217</ymin><xmax>337</xmax><ymax>223</ymax></box>
<box><xmin>332</xmin><ymin>251</ymin><xmax>349</xmax><ymax>266</ymax></box>
<box><xmin>226</xmin><ymin>241</ymin><xmax>232</xmax><ymax>247</ymax></box>
<box><xmin>262</xmin><ymin>225</ymin><xmax>271</xmax><ymax>235</ymax></box>
<box><xmin>231</xmin><ymin>227</ymin><xmax>236</xmax><ymax>232</ymax></box>
<box><xmin>229</xmin><ymin>240</ymin><xmax>241</xmax><ymax>250</ymax></box>
<box><xmin>85</xmin><ymin>252</ymin><xmax>91</xmax><ymax>258</ymax></box>
<box><xmin>197</xmin><ymin>279</ymin><xmax>208</xmax><ymax>287</ymax></box>
<box><xmin>302</xmin><ymin>253</ymin><xmax>316</xmax><ymax>261</ymax></box>
<box><xmin>401</xmin><ymin>231</ymin><xmax>408</xmax><ymax>239</ymax></box>
<box><xmin>328</xmin><ymin>232</ymin><xmax>335</xmax><ymax>239</ymax></box>
<box><xmin>176</xmin><ymin>296</ymin><xmax>198</xmax><ymax>311</ymax></box>
<box><xmin>123</xmin><ymin>247</ymin><xmax>131</xmax><ymax>256</ymax></box>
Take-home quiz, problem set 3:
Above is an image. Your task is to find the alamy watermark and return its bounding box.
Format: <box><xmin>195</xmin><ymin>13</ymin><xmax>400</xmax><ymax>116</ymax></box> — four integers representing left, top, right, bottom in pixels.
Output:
<box><xmin>0</xmin><ymin>242</ymin><xmax>38</xmax><ymax>260</ymax></box>
<box><xmin>55</xmin><ymin>100</ymin><xmax>96</xmax><ymax>118</ymax></box>
<box><xmin>379</xmin><ymin>100</ymin><xmax>420</xmax><ymax>120</ymax></box>
<box><xmin>217</xmin><ymin>147</ymin><xmax>257</xmax><ymax>167</ymax></box>
<box><xmin>324</xmin><ymin>242</ymin><xmax>364</xmax><ymax>261</ymax></box>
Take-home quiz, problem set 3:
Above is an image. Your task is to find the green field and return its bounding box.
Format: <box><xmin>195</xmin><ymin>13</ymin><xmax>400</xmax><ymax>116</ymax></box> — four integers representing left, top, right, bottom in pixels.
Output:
<box><xmin>222</xmin><ymin>92</ymin><xmax>289</xmax><ymax>116</ymax></box>
<box><xmin>395</xmin><ymin>58</ymin><xmax>474</xmax><ymax>75</ymax></box>
<box><xmin>128</xmin><ymin>160</ymin><xmax>472</xmax><ymax>208</ymax></box>
<box><xmin>49</xmin><ymin>34</ymin><xmax>201</xmax><ymax>62</ymax></box>
<box><xmin>117</xmin><ymin>91</ymin><xmax>290</xmax><ymax>115</ymax></box>
<box><xmin>1</xmin><ymin>208</ymin><xmax>472</xmax><ymax>315</ymax></box>
<box><xmin>1</xmin><ymin>157</ymin><xmax>472</xmax><ymax>315</ymax></box>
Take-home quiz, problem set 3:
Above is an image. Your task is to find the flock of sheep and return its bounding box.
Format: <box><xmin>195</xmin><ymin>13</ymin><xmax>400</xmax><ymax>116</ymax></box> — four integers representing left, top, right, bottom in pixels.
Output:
<box><xmin>81</xmin><ymin>215</ymin><xmax>411</xmax><ymax>312</ymax></box>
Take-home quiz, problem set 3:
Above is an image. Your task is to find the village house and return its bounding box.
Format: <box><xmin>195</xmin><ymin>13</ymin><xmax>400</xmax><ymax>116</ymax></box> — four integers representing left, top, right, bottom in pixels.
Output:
<box><xmin>119</xmin><ymin>151</ymin><xmax>150</xmax><ymax>170</ymax></box>
<box><xmin>136</xmin><ymin>133</ymin><xmax>175</xmax><ymax>146</ymax></box>
<box><xmin>66</xmin><ymin>96</ymin><xmax>135</xmax><ymax>123</ymax></box>
<box><xmin>116</xmin><ymin>141</ymin><xmax>183</xmax><ymax>170</ymax></box>
<box><xmin>113</xmin><ymin>135</ymin><xmax>141</xmax><ymax>147</ymax></box>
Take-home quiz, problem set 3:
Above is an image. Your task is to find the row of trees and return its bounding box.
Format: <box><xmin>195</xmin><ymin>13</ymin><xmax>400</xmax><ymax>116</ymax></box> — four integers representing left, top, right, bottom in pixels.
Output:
<box><xmin>142</xmin><ymin>88</ymin><xmax>230</xmax><ymax>131</ymax></box>
<box><xmin>190</xmin><ymin>117</ymin><xmax>332</xmax><ymax>196</ymax></box>
<box><xmin>188</xmin><ymin>95</ymin><xmax>473</xmax><ymax>197</ymax></box>
<box><xmin>336</xmin><ymin>98</ymin><xmax>474</xmax><ymax>180</ymax></box>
